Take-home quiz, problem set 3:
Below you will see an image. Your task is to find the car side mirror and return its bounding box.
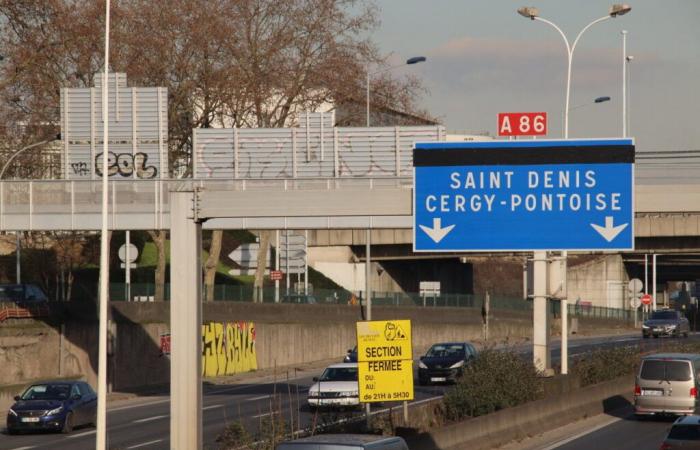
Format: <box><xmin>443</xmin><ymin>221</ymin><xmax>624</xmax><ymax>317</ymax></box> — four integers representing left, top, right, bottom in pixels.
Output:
<box><xmin>312</xmin><ymin>377</ymin><xmax>319</xmax><ymax>382</ymax></box>
<box><xmin>72</xmin><ymin>394</ymin><xmax>82</xmax><ymax>401</ymax></box>
<box><xmin>13</xmin><ymin>395</ymin><xmax>20</xmax><ymax>402</ymax></box>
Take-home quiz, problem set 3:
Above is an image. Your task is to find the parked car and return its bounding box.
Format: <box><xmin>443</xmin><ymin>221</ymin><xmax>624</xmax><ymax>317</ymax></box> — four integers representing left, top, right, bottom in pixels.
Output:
<box><xmin>634</xmin><ymin>353</ymin><xmax>700</xmax><ymax>417</ymax></box>
<box><xmin>418</xmin><ymin>342</ymin><xmax>477</xmax><ymax>385</ymax></box>
<box><xmin>642</xmin><ymin>310</ymin><xmax>690</xmax><ymax>338</ymax></box>
<box><xmin>307</xmin><ymin>363</ymin><xmax>359</xmax><ymax>410</ymax></box>
<box><xmin>0</xmin><ymin>284</ymin><xmax>48</xmax><ymax>305</ymax></box>
<box><xmin>660</xmin><ymin>415</ymin><xmax>700</xmax><ymax>449</ymax></box>
<box><xmin>343</xmin><ymin>346</ymin><xmax>358</xmax><ymax>363</ymax></box>
<box><xmin>276</xmin><ymin>434</ymin><xmax>408</xmax><ymax>450</ymax></box>
<box><xmin>6</xmin><ymin>380</ymin><xmax>97</xmax><ymax>434</ymax></box>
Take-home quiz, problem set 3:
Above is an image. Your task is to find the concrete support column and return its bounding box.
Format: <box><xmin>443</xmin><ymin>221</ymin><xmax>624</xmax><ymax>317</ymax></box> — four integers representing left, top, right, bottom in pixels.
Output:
<box><xmin>170</xmin><ymin>191</ymin><xmax>203</xmax><ymax>450</ymax></box>
<box><xmin>533</xmin><ymin>251</ymin><xmax>551</xmax><ymax>373</ymax></box>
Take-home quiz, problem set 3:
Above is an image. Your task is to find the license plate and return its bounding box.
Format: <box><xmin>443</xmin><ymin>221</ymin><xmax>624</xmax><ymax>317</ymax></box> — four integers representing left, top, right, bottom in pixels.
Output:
<box><xmin>431</xmin><ymin>377</ymin><xmax>447</xmax><ymax>382</ymax></box>
<box><xmin>21</xmin><ymin>417</ymin><xmax>40</xmax><ymax>423</ymax></box>
<box><xmin>641</xmin><ymin>389</ymin><xmax>663</xmax><ymax>396</ymax></box>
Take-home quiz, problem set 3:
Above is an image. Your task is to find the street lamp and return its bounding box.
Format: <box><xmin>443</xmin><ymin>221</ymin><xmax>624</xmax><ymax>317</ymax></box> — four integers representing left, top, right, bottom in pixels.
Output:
<box><xmin>569</xmin><ymin>95</ymin><xmax>611</xmax><ymax>111</ymax></box>
<box><xmin>517</xmin><ymin>4</ymin><xmax>631</xmax><ymax>138</ymax></box>
<box><xmin>366</xmin><ymin>56</ymin><xmax>426</xmax><ymax>126</ymax></box>
<box><xmin>0</xmin><ymin>138</ymin><xmax>57</xmax><ymax>284</ymax></box>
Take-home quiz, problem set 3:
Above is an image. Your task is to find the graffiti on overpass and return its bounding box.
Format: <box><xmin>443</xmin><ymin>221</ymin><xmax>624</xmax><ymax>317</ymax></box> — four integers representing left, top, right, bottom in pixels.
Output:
<box><xmin>202</xmin><ymin>321</ymin><xmax>257</xmax><ymax>376</ymax></box>
<box><xmin>94</xmin><ymin>151</ymin><xmax>158</xmax><ymax>178</ymax></box>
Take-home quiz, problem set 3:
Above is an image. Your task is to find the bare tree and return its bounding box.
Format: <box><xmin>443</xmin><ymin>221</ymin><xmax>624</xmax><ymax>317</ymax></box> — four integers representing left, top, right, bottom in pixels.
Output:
<box><xmin>0</xmin><ymin>0</ymin><xmax>428</xmax><ymax>301</ymax></box>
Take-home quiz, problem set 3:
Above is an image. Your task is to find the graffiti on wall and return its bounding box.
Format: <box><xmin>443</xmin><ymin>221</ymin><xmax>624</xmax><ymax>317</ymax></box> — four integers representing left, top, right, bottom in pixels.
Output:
<box><xmin>202</xmin><ymin>321</ymin><xmax>257</xmax><ymax>376</ymax></box>
<box><xmin>94</xmin><ymin>151</ymin><xmax>158</xmax><ymax>178</ymax></box>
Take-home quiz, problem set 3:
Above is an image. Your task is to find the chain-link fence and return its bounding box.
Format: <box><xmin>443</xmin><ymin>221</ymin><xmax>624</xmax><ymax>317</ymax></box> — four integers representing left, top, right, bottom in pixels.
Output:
<box><xmin>106</xmin><ymin>282</ymin><xmax>632</xmax><ymax>322</ymax></box>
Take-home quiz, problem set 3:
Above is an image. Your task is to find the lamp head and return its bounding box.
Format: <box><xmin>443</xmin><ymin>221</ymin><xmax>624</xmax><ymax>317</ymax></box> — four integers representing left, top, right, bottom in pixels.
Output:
<box><xmin>406</xmin><ymin>56</ymin><xmax>426</xmax><ymax>65</ymax></box>
<box><xmin>626</xmin><ymin>55</ymin><xmax>634</xmax><ymax>62</ymax></box>
<box><xmin>517</xmin><ymin>6</ymin><xmax>539</xmax><ymax>19</ymax></box>
<box><xmin>610</xmin><ymin>4</ymin><xmax>631</xmax><ymax>17</ymax></box>
<box><xmin>594</xmin><ymin>96</ymin><xmax>611</xmax><ymax>103</ymax></box>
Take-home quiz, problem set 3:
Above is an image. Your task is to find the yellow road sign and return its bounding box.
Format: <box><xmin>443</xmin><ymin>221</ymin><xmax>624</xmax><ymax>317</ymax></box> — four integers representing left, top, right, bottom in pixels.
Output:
<box><xmin>356</xmin><ymin>320</ymin><xmax>411</xmax><ymax>362</ymax></box>
<box><xmin>358</xmin><ymin>360</ymin><xmax>414</xmax><ymax>403</ymax></box>
<box><xmin>356</xmin><ymin>320</ymin><xmax>413</xmax><ymax>403</ymax></box>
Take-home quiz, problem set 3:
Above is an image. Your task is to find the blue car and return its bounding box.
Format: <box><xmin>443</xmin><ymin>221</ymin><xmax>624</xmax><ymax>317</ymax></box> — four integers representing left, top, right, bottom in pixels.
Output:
<box><xmin>6</xmin><ymin>381</ymin><xmax>97</xmax><ymax>434</ymax></box>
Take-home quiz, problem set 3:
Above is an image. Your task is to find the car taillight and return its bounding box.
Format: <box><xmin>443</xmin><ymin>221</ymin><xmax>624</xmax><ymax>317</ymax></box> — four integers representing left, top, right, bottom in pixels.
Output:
<box><xmin>634</xmin><ymin>385</ymin><xmax>641</xmax><ymax>396</ymax></box>
<box><xmin>660</xmin><ymin>442</ymin><xmax>672</xmax><ymax>450</ymax></box>
<box><xmin>691</xmin><ymin>387</ymin><xmax>697</xmax><ymax>398</ymax></box>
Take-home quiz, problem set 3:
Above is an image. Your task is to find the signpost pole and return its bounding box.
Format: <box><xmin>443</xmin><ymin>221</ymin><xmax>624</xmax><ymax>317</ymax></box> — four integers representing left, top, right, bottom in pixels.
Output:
<box><xmin>652</xmin><ymin>254</ymin><xmax>657</xmax><ymax>311</ymax></box>
<box><xmin>533</xmin><ymin>251</ymin><xmax>551</xmax><ymax>374</ymax></box>
<box><xmin>275</xmin><ymin>230</ymin><xmax>280</xmax><ymax>303</ymax></box>
<box><xmin>365</xmin><ymin>228</ymin><xmax>371</xmax><ymax>421</ymax></box>
<box><xmin>561</xmin><ymin>252</ymin><xmax>568</xmax><ymax>375</ymax></box>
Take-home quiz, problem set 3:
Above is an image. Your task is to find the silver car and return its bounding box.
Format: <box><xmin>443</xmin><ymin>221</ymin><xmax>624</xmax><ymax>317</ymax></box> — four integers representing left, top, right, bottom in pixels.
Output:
<box><xmin>635</xmin><ymin>353</ymin><xmax>700</xmax><ymax>417</ymax></box>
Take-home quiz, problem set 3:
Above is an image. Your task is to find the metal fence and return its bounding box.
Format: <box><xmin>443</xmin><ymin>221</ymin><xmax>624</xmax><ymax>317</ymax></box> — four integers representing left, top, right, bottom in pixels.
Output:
<box><xmin>106</xmin><ymin>283</ymin><xmax>632</xmax><ymax>321</ymax></box>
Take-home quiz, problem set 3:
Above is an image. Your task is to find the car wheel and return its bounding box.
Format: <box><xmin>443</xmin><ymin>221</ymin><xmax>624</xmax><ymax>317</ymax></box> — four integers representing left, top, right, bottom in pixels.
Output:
<box><xmin>642</xmin><ymin>334</ymin><xmax>649</xmax><ymax>339</ymax></box>
<box><xmin>653</xmin><ymin>335</ymin><xmax>658</xmax><ymax>339</ymax></box>
<box><xmin>62</xmin><ymin>412</ymin><xmax>74</xmax><ymax>434</ymax></box>
<box><xmin>7</xmin><ymin>427</ymin><xmax>17</xmax><ymax>435</ymax></box>
<box><xmin>418</xmin><ymin>378</ymin><xmax>427</xmax><ymax>386</ymax></box>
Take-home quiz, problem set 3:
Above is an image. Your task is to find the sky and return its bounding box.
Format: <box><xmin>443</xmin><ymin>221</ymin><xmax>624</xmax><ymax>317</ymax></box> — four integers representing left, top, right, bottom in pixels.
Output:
<box><xmin>370</xmin><ymin>0</ymin><xmax>700</xmax><ymax>153</ymax></box>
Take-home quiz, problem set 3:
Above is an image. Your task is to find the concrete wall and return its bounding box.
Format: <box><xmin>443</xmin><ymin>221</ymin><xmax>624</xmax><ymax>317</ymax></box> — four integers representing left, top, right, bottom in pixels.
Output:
<box><xmin>568</xmin><ymin>255</ymin><xmax>630</xmax><ymax>308</ymax></box>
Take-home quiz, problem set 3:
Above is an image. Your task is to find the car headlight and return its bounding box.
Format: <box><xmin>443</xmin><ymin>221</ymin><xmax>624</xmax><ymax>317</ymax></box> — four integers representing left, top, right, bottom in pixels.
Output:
<box><xmin>667</xmin><ymin>324</ymin><xmax>677</xmax><ymax>329</ymax></box>
<box><xmin>8</xmin><ymin>408</ymin><xmax>17</xmax><ymax>417</ymax></box>
<box><xmin>340</xmin><ymin>391</ymin><xmax>358</xmax><ymax>397</ymax></box>
<box><xmin>419</xmin><ymin>361</ymin><xmax>428</xmax><ymax>369</ymax></box>
<box><xmin>46</xmin><ymin>406</ymin><xmax>63</xmax><ymax>416</ymax></box>
<box><xmin>450</xmin><ymin>360</ymin><xmax>465</xmax><ymax>369</ymax></box>
<box><xmin>642</xmin><ymin>324</ymin><xmax>649</xmax><ymax>329</ymax></box>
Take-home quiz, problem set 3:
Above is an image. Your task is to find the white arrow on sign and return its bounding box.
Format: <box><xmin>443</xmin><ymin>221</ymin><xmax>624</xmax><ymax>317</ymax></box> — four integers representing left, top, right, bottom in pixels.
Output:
<box><xmin>590</xmin><ymin>216</ymin><xmax>629</xmax><ymax>242</ymax></box>
<box><xmin>419</xmin><ymin>218</ymin><xmax>455</xmax><ymax>244</ymax></box>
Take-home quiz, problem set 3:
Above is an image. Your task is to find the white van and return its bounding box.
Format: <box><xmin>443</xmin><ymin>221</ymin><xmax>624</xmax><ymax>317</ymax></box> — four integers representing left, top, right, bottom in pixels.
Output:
<box><xmin>276</xmin><ymin>434</ymin><xmax>409</xmax><ymax>450</ymax></box>
<box><xmin>635</xmin><ymin>353</ymin><xmax>700</xmax><ymax>416</ymax></box>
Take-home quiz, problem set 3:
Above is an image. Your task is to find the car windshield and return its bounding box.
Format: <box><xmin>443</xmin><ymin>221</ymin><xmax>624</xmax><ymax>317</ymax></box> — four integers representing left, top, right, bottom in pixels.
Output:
<box><xmin>319</xmin><ymin>367</ymin><xmax>358</xmax><ymax>382</ymax></box>
<box><xmin>650</xmin><ymin>311</ymin><xmax>678</xmax><ymax>320</ymax></box>
<box><xmin>21</xmin><ymin>384</ymin><xmax>71</xmax><ymax>400</ymax></box>
<box><xmin>668</xmin><ymin>424</ymin><xmax>700</xmax><ymax>440</ymax></box>
<box><xmin>640</xmin><ymin>360</ymin><xmax>692</xmax><ymax>382</ymax></box>
<box><xmin>426</xmin><ymin>344</ymin><xmax>465</xmax><ymax>358</ymax></box>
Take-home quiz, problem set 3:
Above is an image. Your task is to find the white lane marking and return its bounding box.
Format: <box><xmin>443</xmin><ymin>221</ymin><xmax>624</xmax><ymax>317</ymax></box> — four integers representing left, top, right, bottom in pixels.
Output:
<box><xmin>126</xmin><ymin>439</ymin><xmax>164</xmax><ymax>449</ymax></box>
<box><xmin>10</xmin><ymin>447</ymin><xmax>35</xmax><ymax>450</ymax></box>
<box><xmin>110</xmin><ymin>398</ymin><xmax>169</xmax><ymax>412</ymax></box>
<box><xmin>539</xmin><ymin>415</ymin><xmax>623</xmax><ymax>450</ymax></box>
<box><xmin>252</xmin><ymin>412</ymin><xmax>273</xmax><ymax>418</ymax></box>
<box><xmin>133</xmin><ymin>414</ymin><xmax>168</xmax><ymax>423</ymax></box>
<box><xmin>203</xmin><ymin>404</ymin><xmax>223</xmax><ymax>410</ymax></box>
<box><xmin>245</xmin><ymin>395</ymin><xmax>272</xmax><ymax>402</ymax></box>
<box><xmin>68</xmin><ymin>430</ymin><xmax>97</xmax><ymax>438</ymax></box>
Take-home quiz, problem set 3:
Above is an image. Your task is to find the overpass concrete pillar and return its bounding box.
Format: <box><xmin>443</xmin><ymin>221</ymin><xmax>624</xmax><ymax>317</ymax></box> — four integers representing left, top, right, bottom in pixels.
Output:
<box><xmin>170</xmin><ymin>191</ymin><xmax>203</xmax><ymax>449</ymax></box>
<box><xmin>533</xmin><ymin>251</ymin><xmax>551</xmax><ymax>374</ymax></box>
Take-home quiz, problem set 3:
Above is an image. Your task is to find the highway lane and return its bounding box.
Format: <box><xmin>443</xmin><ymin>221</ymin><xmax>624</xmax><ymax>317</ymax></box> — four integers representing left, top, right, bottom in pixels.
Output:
<box><xmin>547</xmin><ymin>406</ymin><xmax>675</xmax><ymax>450</ymax></box>
<box><xmin>0</xmin><ymin>374</ymin><xmax>448</xmax><ymax>450</ymax></box>
<box><xmin>2</xmin><ymin>332</ymin><xmax>686</xmax><ymax>450</ymax></box>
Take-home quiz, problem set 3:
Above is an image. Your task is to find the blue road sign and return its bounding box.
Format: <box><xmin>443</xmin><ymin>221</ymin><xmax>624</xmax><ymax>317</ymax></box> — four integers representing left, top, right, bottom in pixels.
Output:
<box><xmin>413</xmin><ymin>139</ymin><xmax>635</xmax><ymax>252</ymax></box>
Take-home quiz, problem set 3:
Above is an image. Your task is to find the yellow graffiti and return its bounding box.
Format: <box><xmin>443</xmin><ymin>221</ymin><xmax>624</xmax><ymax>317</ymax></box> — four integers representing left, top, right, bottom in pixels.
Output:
<box><xmin>202</xmin><ymin>321</ymin><xmax>258</xmax><ymax>377</ymax></box>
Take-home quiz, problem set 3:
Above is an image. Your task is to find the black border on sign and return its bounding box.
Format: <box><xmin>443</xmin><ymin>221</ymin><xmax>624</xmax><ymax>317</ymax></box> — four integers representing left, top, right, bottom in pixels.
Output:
<box><xmin>413</xmin><ymin>145</ymin><xmax>635</xmax><ymax>167</ymax></box>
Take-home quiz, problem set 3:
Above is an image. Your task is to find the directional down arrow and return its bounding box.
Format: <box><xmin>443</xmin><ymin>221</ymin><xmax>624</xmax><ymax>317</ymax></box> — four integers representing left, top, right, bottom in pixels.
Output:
<box><xmin>419</xmin><ymin>218</ymin><xmax>455</xmax><ymax>244</ymax></box>
<box><xmin>591</xmin><ymin>216</ymin><xmax>628</xmax><ymax>242</ymax></box>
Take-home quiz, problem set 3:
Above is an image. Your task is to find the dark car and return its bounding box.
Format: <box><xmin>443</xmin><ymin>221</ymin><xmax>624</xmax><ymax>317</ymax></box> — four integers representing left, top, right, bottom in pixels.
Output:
<box><xmin>343</xmin><ymin>346</ymin><xmax>358</xmax><ymax>363</ymax></box>
<box><xmin>660</xmin><ymin>415</ymin><xmax>700</xmax><ymax>449</ymax></box>
<box><xmin>0</xmin><ymin>284</ymin><xmax>48</xmax><ymax>305</ymax></box>
<box><xmin>418</xmin><ymin>342</ymin><xmax>477</xmax><ymax>385</ymax></box>
<box><xmin>642</xmin><ymin>310</ymin><xmax>690</xmax><ymax>338</ymax></box>
<box><xmin>6</xmin><ymin>381</ymin><xmax>97</xmax><ymax>434</ymax></box>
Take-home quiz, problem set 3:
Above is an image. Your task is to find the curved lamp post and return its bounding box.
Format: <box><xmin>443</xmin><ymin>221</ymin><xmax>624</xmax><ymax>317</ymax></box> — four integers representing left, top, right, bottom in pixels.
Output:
<box><xmin>0</xmin><ymin>138</ymin><xmax>55</xmax><ymax>284</ymax></box>
<box><xmin>366</xmin><ymin>56</ymin><xmax>426</xmax><ymax>126</ymax></box>
<box><xmin>518</xmin><ymin>4</ymin><xmax>631</xmax><ymax>138</ymax></box>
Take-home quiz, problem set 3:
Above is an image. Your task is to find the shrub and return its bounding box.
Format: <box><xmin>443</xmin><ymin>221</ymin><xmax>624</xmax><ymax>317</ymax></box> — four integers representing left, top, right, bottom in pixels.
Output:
<box><xmin>571</xmin><ymin>345</ymin><xmax>641</xmax><ymax>387</ymax></box>
<box><xmin>442</xmin><ymin>348</ymin><xmax>543</xmax><ymax>420</ymax></box>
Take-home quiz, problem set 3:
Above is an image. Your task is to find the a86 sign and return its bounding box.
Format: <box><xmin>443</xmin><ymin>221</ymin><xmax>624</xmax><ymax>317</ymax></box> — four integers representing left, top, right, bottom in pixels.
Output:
<box><xmin>498</xmin><ymin>112</ymin><xmax>547</xmax><ymax>136</ymax></box>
